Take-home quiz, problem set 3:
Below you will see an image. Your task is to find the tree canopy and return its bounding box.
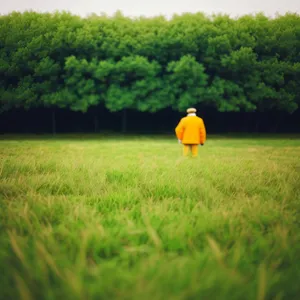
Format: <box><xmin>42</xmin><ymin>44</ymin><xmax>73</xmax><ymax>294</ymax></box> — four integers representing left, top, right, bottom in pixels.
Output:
<box><xmin>1</xmin><ymin>11</ymin><xmax>300</xmax><ymax>114</ymax></box>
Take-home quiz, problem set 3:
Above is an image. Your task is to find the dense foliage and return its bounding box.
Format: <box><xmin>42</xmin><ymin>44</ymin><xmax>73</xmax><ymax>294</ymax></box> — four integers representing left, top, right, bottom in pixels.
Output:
<box><xmin>1</xmin><ymin>11</ymin><xmax>300</xmax><ymax>114</ymax></box>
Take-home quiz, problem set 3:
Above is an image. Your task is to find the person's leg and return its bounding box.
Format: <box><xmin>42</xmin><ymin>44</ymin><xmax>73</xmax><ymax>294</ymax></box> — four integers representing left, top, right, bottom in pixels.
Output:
<box><xmin>191</xmin><ymin>144</ymin><xmax>198</xmax><ymax>157</ymax></box>
<box><xmin>183</xmin><ymin>144</ymin><xmax>190</xmax><ymax>156</ymax></box>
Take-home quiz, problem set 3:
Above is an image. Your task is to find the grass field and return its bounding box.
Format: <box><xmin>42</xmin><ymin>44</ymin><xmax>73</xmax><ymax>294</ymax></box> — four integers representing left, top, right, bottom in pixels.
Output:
<box><xmin>0</xmin><ymin>134</ymin><xmax>300</xmax><ymax>300</ymax></box>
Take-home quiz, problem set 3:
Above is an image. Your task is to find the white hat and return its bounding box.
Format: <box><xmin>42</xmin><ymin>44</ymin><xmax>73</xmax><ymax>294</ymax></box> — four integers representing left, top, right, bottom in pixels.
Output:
<box><xmin>187</xmin><ymin>108</ymin><xmax>197</xmax><ymax>114</ymax></box>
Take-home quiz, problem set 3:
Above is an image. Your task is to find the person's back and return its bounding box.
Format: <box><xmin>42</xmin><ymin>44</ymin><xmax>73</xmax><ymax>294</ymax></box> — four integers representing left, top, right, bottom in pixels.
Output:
<box><xmin>178</xmin><ymin>115</ymin><xmax>206</xmax><ymax>145</ymax></box>
<box><xmin>175</xmin><ymin>108</ymin><xmax>206</xmax><ymax>157</ymax></box>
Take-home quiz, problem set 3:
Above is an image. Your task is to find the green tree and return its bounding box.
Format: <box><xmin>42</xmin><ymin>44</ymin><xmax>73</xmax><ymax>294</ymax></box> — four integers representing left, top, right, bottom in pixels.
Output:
<box><xmin>1</xmin><ymin>10</ymin><xmax>300</xmax><ymax>133</ymax></box>
<box><xmin>166</xmin><ymin>55</ymin><xmax>208</xmax><ymax>111</ymax></box>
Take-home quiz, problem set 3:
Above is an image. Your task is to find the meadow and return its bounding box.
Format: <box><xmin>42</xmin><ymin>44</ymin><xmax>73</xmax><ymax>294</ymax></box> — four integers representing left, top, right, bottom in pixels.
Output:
<box><xmin>0</xmin><ymin>134</ymin><xmax>300</xmax><ymax>300</ymax></box>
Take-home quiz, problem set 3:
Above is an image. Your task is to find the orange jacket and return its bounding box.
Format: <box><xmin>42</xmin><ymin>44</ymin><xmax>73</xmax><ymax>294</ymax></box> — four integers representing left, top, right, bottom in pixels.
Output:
<box><xmin>175</xmin><ymin>115</ymin><xmax>206</xmax><ymax>145</ymax></box>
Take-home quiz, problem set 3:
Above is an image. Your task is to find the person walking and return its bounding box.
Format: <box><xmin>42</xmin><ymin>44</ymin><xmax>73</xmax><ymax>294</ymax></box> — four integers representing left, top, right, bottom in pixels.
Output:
<box><xmin>175</xmin><ymin>108</ymin><xmax>206</xmax><ymax>157</ymax></box>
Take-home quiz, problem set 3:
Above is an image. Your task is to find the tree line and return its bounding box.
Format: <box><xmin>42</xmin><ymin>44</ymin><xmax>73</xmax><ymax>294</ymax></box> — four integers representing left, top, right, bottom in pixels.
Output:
<box><xmin>1</xmin><ymin>11</ymin><xmax>300</xmax><ymax>124</ymax></box>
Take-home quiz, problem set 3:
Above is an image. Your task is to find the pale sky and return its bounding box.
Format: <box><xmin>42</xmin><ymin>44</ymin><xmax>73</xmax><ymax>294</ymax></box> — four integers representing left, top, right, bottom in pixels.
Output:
<box><xmin>0</xmin><ymin>0</ymin><xmax>299</xmax><ymax>18</ymax></box>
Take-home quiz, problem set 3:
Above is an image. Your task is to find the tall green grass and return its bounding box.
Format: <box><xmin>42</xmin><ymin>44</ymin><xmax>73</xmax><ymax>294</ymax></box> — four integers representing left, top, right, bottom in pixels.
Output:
<box><xmin>1</xmin><ymin>135</ymin><xmax>300</xmax><ymax>300</ymax></box>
